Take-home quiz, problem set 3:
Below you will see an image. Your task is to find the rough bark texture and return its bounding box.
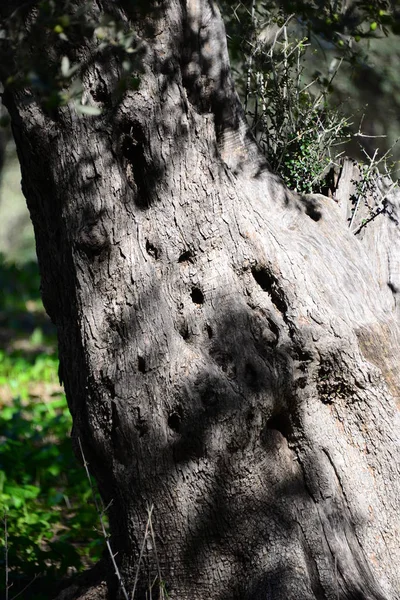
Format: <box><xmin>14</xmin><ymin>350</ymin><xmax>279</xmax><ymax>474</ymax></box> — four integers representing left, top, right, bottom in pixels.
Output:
<box><xmin>0</xmin><ymin>95</ymin><xmax>7</xmax><ymax>181</ymax></box>
<box><xmin>1</xmin><ymin>1</ymin><xmax>399</xmax><ymax>599</ymax></box>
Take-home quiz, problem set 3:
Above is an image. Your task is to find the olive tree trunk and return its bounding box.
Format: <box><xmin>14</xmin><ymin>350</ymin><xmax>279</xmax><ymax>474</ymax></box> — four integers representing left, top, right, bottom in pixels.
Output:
<box><xmin>1</xmin><ymin>1</ymin><xmax>399</xmax><ymax>599</ymax></box>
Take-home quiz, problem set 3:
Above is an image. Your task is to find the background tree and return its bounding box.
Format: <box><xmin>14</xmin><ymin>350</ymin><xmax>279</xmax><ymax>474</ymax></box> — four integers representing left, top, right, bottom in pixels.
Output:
<box><xmin>0</xmin><ymin>1</ymin><xmax>399</xmax><ymax>599</ymax></box>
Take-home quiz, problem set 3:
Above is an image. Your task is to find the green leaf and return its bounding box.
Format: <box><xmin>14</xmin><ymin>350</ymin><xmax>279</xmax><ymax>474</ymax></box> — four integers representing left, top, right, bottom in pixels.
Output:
<box><xmin>5</xmin><ymin>484</ymin><xmax>40</xmax><ymax>501</ymax></box>
<box><xmin>30</xmin><ymin>327</ymin><xmax>44</xmax><ymax>346</ymax></box>
<box><xmin>1</xmin><ymin>406</ymin><xmax>16</xmax><ymax>421</ymax></box>
<box><xmin>0</xmin><ymin>470</ymin><xmax>6</xmax><ymax>493</ymax></box>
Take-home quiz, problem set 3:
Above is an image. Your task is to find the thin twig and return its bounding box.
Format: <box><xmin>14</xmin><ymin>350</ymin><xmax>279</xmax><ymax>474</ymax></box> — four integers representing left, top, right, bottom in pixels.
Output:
<box><xmin>353</xmin><ymin>132</ymin><xmax>388</xmax><ymax>139</ymax></box>
<box><xmin>353</xmin><ymin>204</ymin><xmax>387</xmax><ymax>235</ymax></box>
<box><xmin>269</xmin><ymin>13</ymin><xmax>295</xmax><ymax>55</ymax></box>
<box><xmin>349</xmin><ymin>148</ymin><xmax>378</xmax><ymax>231</ymax></box>
<box><xmin>147</xmin><ymin>507</ymin><xmax>163</xmax><ymax>600</ymax></box>
<box><xmin>131</xmin><ymin>507</ymin><xmax>153</xmax><ymax>600</ymax></box>
<box><xmin>10</xmin><ymin>574</ymin><xmax>40</xmax><ymax>600</ymax></box>
<box><xmin>349</xmin><ymin>137</ymin><xmax>398</xmax><ymax>234</ymax></box>
<box><xmin>78</xmin><ymin>438</ymin><xmax>129</xmax><ymax>600</ymax></box>
<box><xmin>282</xmin><ymin>25</ymin><xmax>288</xmax><ymax>101</ymax></box>
<box><xmin>244</xmin><ymin>0</ymin><xmax>256</xmax><ymax>113</ymax></box>
<box><xmin>4</xmin><ymin>513</ymin><xmax>8</xmax><ymax>600</ymax></box>
<box><xmin>351</xmin><ymin>171</ymin><xmax>397</xmax><ymax>236</ymax></box>
<box><xmin>131</xmin><ymin>505</ymin><xmax>166</xmax><ymax>600</ymax></box>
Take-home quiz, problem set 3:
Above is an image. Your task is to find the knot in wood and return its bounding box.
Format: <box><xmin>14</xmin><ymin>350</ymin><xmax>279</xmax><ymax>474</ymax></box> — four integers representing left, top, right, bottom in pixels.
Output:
<box><xmin>76</xmin><ymin>220</ymin><xmax>110</xmax><ymax>257</ymax></box>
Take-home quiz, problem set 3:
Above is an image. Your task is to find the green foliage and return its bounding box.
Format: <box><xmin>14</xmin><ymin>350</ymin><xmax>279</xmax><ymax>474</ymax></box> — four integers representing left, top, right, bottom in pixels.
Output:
<box><xmin>0</xmin><ymin>350</ymin><xmax>57</xmax><ymax>390</ymax></box>
<box><xmin>0</xmin><ymin>257</ymin><xmax>41</xmax><ymax>312</ymax></box>
<box><xmin>221</xmin><ymin>0</ymin><xmax>400</xmax><ymax>47</ymax></box>
<box><xmin>221</xmin><ymin>1</ymin><xmax>400</xmax><ymax>193</ymax></box>
<box><xmin>257</xmin><ymin>45</ymin><xmax>349</xmax><ymax>192</ymax></box>
<box><xmin>1</xmin><ymin>0</ymin><xmax>144</xmax><ymax>115</ymax></box>
<box><xmin>0</xmin><ymin>391</ymin><xmax>103</xmax><ymax>587</ymax></box>
<box><xmin>348</xmin><ymin>147</ymin><xmax>398</xmax><ymax>233</ymax></box>
<box><xmin>226</xmin><ymin>4</ymin><xmax>350</xmax><ymax>193</ymax></box>
<box><xmin>0</xmin><ymin>260</ymin><xmax>102</xmax><ymax>598</ymax></box>
<box><xmin>283</xmin><ymin>0</ymin><xmax>400</xmax><ymax>40</ymax></box>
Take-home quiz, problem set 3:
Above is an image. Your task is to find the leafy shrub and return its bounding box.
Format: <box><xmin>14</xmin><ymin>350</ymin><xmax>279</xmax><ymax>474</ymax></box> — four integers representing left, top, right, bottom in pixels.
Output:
<box><xmin>223</xmin><ymin>3</ymin><xmax>352</xmax><ymax>193</ymax></box>
<box><xmin>244</xmin><ymin>16</ymin><xmax>349</xmax><ymax>193</ymax></box>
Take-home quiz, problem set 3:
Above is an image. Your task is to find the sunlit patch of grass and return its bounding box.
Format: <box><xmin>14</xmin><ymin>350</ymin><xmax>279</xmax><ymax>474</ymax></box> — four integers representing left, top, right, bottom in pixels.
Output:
<box><xmin>0</xmin><ymin>350</ymin><xmax>62</xmax><ymax>404</ymax></box>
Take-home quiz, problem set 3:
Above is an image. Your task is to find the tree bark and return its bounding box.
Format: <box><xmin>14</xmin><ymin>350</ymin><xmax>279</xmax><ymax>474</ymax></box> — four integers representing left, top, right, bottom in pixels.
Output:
<box><xmin>1</xmin><ymin>1</ymin><xmax>399</xmax><ymax>599</ymax></box>
<box><xmin>0</xmin><ymin>94</ymin><xmax>8</xmax><ymax>184</ymax></box>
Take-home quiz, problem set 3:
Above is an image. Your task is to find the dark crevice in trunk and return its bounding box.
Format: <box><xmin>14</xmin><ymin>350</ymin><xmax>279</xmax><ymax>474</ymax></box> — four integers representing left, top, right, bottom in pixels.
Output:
<box><xmin>298</xmin><ymin>524</ymin><xmax>328</xmax><ymax>600</ymax></box>
<box><xmin>251</xmin><ymin>265</ymin><xmax>289</xmax><ymax>315</ymax></box>
<box><xmin>266</xmin><ymin>412</ymin><xmax>292</xmax><ymax>439</ymax></box>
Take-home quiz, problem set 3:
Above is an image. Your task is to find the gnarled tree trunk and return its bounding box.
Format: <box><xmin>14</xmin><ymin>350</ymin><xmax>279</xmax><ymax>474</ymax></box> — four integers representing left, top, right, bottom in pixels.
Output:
<box><xmin>1</xmin><ymin>1</ymin><xmax>399</xmax><ymax>599</ymax></box>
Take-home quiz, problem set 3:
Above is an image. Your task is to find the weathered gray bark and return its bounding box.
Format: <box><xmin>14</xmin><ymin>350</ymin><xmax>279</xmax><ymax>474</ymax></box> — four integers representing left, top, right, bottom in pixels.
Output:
<box><xmin>333</xmin><ymin>158</ymin><xmax>400</xmax><ymax>318</ymax></box>
<box><xmin>0</xmin><ymin>94</ymin><xmax>8</xmax><ymax>183</ymax></box>
<box><xmin>1</xmin><ymin>1</ymin><xmax>399</xmax><ymax>599</ymax></box>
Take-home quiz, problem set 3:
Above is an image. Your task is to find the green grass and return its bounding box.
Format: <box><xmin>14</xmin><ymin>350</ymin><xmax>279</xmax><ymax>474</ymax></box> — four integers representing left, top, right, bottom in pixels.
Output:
<box><xmin>0</xmin><ymin>257</ymin><xmax>102</xmax><ymax>599</ymax></box>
